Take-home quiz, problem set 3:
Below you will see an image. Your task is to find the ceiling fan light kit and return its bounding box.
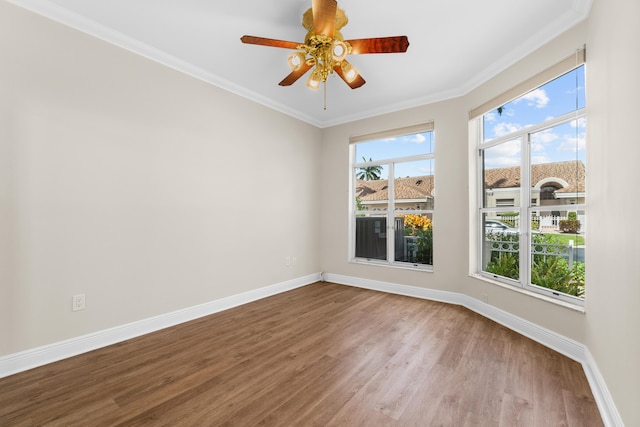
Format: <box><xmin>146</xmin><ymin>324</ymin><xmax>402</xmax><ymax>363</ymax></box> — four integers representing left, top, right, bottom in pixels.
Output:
<box><xmin>241</xmin><ymin>0</ymin><xmax>409</xmax><ymax>108</ymax></box>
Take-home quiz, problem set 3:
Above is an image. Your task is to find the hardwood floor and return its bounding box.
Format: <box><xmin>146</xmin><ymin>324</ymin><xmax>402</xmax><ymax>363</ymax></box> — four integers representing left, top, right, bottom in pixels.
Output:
<box><xmin>0</xmin><ymin>282</ymin><xmax>602</xmax><ymax>426</ymax></box>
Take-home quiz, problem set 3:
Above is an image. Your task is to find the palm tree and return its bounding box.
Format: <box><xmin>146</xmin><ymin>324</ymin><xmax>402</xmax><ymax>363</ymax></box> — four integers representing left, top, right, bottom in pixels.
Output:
<box><xmin>356</xmin><ymin>157</ymin><xmax>383</xmax><ymax>181</ymax></box>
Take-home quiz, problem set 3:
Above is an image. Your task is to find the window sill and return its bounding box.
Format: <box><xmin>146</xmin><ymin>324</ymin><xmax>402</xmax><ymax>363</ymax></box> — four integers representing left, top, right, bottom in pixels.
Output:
<box><xmin>469</xmin><ymin>273</ymin><xmax>586</xmax><ymax>314</ymax></box>
<box><xmin>350</xmin><ymin>258</ymin><xmax>434</xmax><ymax>273</ymax></box>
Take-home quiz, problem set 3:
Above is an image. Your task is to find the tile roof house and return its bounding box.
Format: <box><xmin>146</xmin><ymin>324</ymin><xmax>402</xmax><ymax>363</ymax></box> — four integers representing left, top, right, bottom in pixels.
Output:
<box><xmin>485</xmin><ymin>159</ymin><xmax>585</xmax><ymax>195</ymax></box>
<box><xmin>356</xmin><ymin>160</ymin><xmax>584</xmax><ymax>211</ymax></box>
<box><xmin>356</xmin><ymin>175</ymin><xmax>435</xmax><ymax>210</ymax></box>
<box><xmin>485</xmin><ymin>160</ymin><xmax>585</xmax><ymax>208</ymax></box>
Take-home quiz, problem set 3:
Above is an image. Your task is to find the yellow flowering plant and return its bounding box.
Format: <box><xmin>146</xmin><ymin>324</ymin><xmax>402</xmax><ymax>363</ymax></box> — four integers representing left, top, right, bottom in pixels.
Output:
<box><xmin>399</xmin><ymin>214</ymin><xmax>434</xmax><ymax>264</ymax></box>
<box><xmin>400</xmin><ymin>214</ymin><xmax>433</xmax><ymax>235</ymax></box>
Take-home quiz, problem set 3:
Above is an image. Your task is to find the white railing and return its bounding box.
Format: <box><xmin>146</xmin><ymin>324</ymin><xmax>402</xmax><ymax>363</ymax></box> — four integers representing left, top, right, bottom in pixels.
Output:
<box><xmin>495</xmin><ymin>215</ymin><xmax>586</xmax><ymax>233</ymax></box>
<box><xmin>486</xmin><ymin>235</ymin><xmax>582</xmax><ymax>269</ymax></box>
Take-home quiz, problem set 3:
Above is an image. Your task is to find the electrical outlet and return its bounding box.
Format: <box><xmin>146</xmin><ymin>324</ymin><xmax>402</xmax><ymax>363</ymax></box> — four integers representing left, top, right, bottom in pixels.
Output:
<box><xmin>72</xmin><ymin>294</ymin><xmax>86</xmax><ymax>311</ymax></box>
<box><xmin>292</xmin><ymin>257</ymin><xmax>297</xmax><ymax>266</ymax></box>
<box><xmin>285</xmin><ymin>256</ymin><xmax>291</xmax><ymax>266</ymax></box>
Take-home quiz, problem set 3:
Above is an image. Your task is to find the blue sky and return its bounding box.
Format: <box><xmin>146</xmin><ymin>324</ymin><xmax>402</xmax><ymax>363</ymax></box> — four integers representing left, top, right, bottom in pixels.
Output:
<box><xmin>483</xmin><ymin>65</ymin><xmax>586</xmax><ymax>169</ymax></box>
<box><xmin>355</xmin><ymin>131</ymin><xmax>434</xmax><ymax>179</ymax></box>
<box><xmin>355</xmin><ymin>65</ymin><xmax>585</xmax><ymax>177</ymax></box>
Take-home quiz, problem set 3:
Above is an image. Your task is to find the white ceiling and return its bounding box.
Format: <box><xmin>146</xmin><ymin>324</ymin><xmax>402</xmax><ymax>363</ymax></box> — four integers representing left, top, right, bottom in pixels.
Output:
<box><xmin>10</xmin><ymin>0</ymin><xmax>591</xmax><ymax>128</ymax></box>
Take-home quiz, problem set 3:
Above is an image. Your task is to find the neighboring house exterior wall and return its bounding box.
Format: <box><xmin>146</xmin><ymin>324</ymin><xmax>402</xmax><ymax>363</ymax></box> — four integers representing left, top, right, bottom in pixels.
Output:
<box><xmin>484</xmin><ymin>160</ymin><xmax>585</xmax><ymax>213</ymax></box>
<box><xmin>357</xmin><ymin>160</ymin><xmax>585</xmax><ymax>214</ymax></box>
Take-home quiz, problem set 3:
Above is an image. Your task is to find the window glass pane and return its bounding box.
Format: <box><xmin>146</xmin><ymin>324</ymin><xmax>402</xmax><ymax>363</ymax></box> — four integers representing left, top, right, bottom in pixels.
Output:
<box><xmin>394</xmin><ymin>159</ymin><xmax>434</xmax><ymax>211</ymax></box>
<box><xmin>482</xmin><ymin>212</ymin><xmax>520</xmax><ymax>281</ymax></box>
<box><xmin>482</xmin><ymin>139</ymin><xmax>521</xmax><ymax>208</ymax></box>
<box><xmin>483</xmin><ymin>65</ymin><xmax>585</xmax><ymax>141</ymax></box>
<box><xmin>354</xmin><ymin>166</ymin><xmax>389</xmax><ymax>212</ymax></box>
<box><xmin>354</xmin><ymin>214</ymin><xmax>387</xmax><ymax>261</ymax></box>
<box><xmin>530</xmin><ymin>120</ymin><xmax>586</xmax><ymax>206</ymax></box>
<box><xmin>355</xmin><ymin>131</ymin><xmax>434</xmax><ymax>160</ymax></box>
<box><xmin>354</xmin><ymin>164</ymin><xmax>389</xmax><ymax>261</ymax></box>
<box><xmin>395</xmin><ymin>213</ymin><xmax>433</xmax><ymax>265</ymax></box>
<box><xmin>530</xmin><ymin>209</ymin><xmax>585</xmax><ymax>298</ymax></box>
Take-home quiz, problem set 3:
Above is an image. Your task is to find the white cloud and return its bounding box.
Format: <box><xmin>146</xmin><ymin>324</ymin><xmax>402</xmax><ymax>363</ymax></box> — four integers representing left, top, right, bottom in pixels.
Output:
<box><xmin>557</xmin><ymin>134</ymin><xmax>586</xmax><ymax>152</ymax></box>
<box><xmin>491</xmin><ymin>139</ymin><xmax>520</xmax><ymax>156</ymax></box>
<box><xmin>517</xmin><ymin>88</ymin><xmax>550</xmax><ymax>108</ymax></box>
<box><xmin>570</xmin><ymin>117</ymin><xmax>586</xmax><ymax>129</ymax></box>
<box><xmin>484</xmin><ymin>139</ymin><xmax>520</xmax><ymax>168</ymax></box>
<box><xmin>531</xmin><ymin>131</ymin><xmax>559</xmax><ymax>160</ymax></box>
<box><xmin>493</xmin><ymin>122</ymin><xmax>522</xmax><ymax>137</ymax></box>
<box><xmin>531</xmin><ymin>129</ymin><xmax>559</xmax><ymax>145</ymax></box>
<box><xmin>531</xmin><ymin>155</ymin><xmax>551</xmax><ymax>164</ymax></box>
<box><xmin>530</xmin><ymin>141</ymin><xmax>545</xmax><ymax>153</ymax></box>
<box><xmin>484</xmin><ymin>111</ymin><xmax>497</xmax><ymax>122</ymax></box>
<box><xmin>409</xmin><ymin>133</ymin><xmax>427</xmax><ymax>144</ymax></box>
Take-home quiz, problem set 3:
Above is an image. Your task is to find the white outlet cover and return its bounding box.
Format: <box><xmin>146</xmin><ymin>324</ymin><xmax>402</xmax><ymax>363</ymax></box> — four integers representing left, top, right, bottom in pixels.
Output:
<box><xmin>72</xmin><ymin>294</ymin><xmax>86</xmax><ymax>311</ymax></box>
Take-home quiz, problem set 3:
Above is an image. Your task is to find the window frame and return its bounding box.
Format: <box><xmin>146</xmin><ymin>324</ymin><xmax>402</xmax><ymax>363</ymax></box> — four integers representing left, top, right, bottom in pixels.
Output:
<box><xmin>349</xmin><ymin>124</ymin><xmax>435</xmax><ymax>271</ymax></box>
<box><xmin>475</xmin><ymin>68</ymin><xmax>586</xmax><ymax>306</ymax></box>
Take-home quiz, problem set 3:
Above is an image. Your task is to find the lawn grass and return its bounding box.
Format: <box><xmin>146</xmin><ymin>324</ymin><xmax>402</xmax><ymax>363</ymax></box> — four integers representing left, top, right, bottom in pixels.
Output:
<box><xmin>542</xmin><ymin>232</ymin><xmax>585</xmax><ymax>246</ymax></box>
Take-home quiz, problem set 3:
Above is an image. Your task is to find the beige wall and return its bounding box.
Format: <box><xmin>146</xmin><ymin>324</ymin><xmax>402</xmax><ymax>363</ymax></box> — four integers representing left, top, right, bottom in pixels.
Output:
<box><xmin>321</xmin><ymin>3</ymin><xmax>639</xmax><ymax>424</ymax></box>
<box><xmin>0</xmin><ymin>3</ymin><xmax>322</xmax><ymax>354</ymax></box>
<box><xmin>585</xmin><ymin>0</ymin><xmax>640</xmax><ymax>424</ymax></box>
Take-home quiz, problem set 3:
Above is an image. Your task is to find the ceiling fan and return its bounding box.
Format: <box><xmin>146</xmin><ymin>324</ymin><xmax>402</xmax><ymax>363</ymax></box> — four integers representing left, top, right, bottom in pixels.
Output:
<box><xmin>240</xmin><ymin>0</ymin><xmax>409</xmax><ymax>98</ymax></box>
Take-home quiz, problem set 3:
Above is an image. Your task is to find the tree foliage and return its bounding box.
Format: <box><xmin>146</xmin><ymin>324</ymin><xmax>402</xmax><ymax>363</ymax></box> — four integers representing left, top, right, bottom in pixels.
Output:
<box><xmin>356</xmin><ymin>157</ymin><xmax>383</xmax><ymax>181</ymax></box>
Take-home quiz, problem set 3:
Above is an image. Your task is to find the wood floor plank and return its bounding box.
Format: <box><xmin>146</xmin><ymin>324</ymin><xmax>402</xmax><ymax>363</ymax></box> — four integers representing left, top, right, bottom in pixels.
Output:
<box><xmin>0</xmin><ymin>282</ymin><xmax>603</xmax><ymax>426</ymax></box>
<box><xmin>499</xmin><ymin>393</ymin><xmax>534</xmax><ymax>427</ymax></box>
<box><xmin>284</xmin><ymin>327</ymin><xmax>406</xmax><ymax>426</ymax></box>
<box><xmin>532</xmin><ymin>346</ymin><xmax>572</xmax><ymax>425</ymax></box>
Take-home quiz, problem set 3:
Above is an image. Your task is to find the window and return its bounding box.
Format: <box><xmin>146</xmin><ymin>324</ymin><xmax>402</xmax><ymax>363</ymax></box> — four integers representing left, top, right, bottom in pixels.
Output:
<box><xmin>496</xmin><ymin>199</ymin><xmax>515</xmax><ymax>207</ymax></box>
<box><xmin>350</xmin><ymin>123</ymin><xmax>434</xmax><ymax>269</ymax></box>
<box><xmin>475</xmin><ymin>57</ymin><xmax>586</xmax><ymax>305</ymax></box>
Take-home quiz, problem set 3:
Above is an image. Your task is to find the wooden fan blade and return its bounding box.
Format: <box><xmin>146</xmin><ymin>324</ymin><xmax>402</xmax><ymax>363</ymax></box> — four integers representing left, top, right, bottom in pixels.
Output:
<box><xmin>312</xmin><ymin>0</ymin><xmax>338</xmax><ymax>37</ymax></box>
<box><xmin>346</xmin><ymin>36</ymin><xmax>410</xmax><ymax>54</ymax></box>
<box><xmin>279</xmin><ymin>63</ymin><xmax>313</xmax><ymax>86</ymax></box>
<box><xmin>334</xmin><ymin>63</ymin><xmax>366</xmax><ymax>89</ymax></box>
<box><xmin>240</xmin><ymin>35</ymin><xmax>300</xmax><ymax>50</ymax></box>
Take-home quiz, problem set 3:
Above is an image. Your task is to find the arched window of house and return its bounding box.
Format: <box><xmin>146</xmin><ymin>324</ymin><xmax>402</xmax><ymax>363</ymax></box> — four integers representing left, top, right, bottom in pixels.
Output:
<box><xmin>540</xmin><ymin>184</ymin><xmax>560</xmax><ymax>200</ymax></box>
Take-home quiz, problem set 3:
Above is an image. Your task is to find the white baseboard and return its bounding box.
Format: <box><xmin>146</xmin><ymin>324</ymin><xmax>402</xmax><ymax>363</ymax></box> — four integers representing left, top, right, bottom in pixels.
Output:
<box><xmin>323</xmin><ymin>273</ymin><xmax>623</xmax><ymax>427</ymax></box>
<box><xmin>0</xmin><ymin>273</ymin><xmax>321</xmax><ymax>379</ymax></box>
<box><xmin>582</xmin><ymin>348</ymin><xmax>625</xmax><ymax>427</ymax></box>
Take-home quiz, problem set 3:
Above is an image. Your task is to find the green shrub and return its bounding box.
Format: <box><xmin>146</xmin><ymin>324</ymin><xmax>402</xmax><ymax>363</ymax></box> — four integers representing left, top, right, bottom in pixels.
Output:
<box><xmin>559</xmin><ymin>219</ymin><xmax>581</xmax><ymax>233</ymax></box>
<box><xmin>530</xmin><ymin>258</ymin><xmax>585</xmax><ymax>297</ymax></box>
<box><xmin>531</xmin><ymin>257</ymin><xmax>571</xmax><ymax>289</ymax></box>
<box><xmin>414</xmin><ymin>229</ymin><xmax>433</xmax><ymax>264</ymax></box>
<box><xmin>487</xmin><ymin>231</ymin><xmax>585</xmax><ymax>297</ymax></box>
<box><xmin>571</xmin><ymin>262</ymin><xmax>585</xmax><ymax>295</ymax></box>
<box><xmin>486</xmin><ymin>252</ymin><xmax>519</xmax><ymax>280</ymax></box>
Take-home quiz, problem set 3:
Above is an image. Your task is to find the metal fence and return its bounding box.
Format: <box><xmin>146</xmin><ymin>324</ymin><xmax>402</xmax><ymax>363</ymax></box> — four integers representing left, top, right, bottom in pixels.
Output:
<box><xmin>498</xmin><ymin>214</ymin><xmax>586</xmax><ymax>233</ymax></box>
<box><xmin>487</xmin><ymin>235</ymin><xmax>582</xmax><ymax>269</ymax></box>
